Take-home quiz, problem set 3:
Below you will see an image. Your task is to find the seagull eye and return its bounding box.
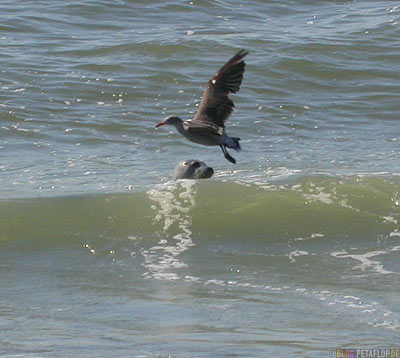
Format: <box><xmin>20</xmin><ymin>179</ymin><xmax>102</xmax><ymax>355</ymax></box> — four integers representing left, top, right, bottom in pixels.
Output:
<box><xmin>192</xmin><ymin>161</ymin><xmax>200</xmax><ymax>168</ymax></box>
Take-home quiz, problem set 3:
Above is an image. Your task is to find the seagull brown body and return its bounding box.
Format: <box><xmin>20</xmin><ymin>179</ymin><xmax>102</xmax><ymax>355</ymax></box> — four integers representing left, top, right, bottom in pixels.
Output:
<box><xmin>156</xmin><ymin>49</ymin><xmax>248</xmax><ymax>164</ymax></box>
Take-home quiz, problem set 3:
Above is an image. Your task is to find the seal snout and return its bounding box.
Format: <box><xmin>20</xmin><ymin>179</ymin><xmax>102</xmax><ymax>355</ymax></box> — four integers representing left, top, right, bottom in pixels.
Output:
<box><xmin>205</xmin><ymin>167</ymin><xmax>214</xmax><ymax>178</ymax></box>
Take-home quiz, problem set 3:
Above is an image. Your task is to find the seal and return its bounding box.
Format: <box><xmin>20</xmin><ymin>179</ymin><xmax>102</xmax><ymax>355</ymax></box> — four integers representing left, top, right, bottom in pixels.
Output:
<box><xmin>173</xmin><ymin>160</ymin><xmax>214</xmax><ymax>180</ymax></box>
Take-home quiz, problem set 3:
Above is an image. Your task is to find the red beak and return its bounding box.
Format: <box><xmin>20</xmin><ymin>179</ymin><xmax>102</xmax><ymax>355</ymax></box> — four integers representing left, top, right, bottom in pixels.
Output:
<box><xmin>155</xmin><ymin>122</ymin><xmax>165</xmax><ymax>128</ymax></box>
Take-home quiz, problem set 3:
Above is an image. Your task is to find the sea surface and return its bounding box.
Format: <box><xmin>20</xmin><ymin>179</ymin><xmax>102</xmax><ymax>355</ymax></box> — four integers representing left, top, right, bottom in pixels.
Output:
<box><xmin>1</xmin><ymin>1</ymin><xmax>400</xmax><ymax>357</ymax></box>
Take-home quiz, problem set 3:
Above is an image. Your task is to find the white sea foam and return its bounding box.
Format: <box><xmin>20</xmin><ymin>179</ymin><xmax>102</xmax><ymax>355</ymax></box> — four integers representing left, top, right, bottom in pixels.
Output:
<box><xmin>287</xmin><ymin>250</ymin><xmax>309</xmax><ymax>263</ymax></box>
<box><xmin>331</xmin><ymin>247</ymin><xmax>400</xmax><ymax>275</ymax></box>
<box><xmin>144</xmin><ymin>181</ymin><xmax>197</xmax><ymax>280</ymax></box>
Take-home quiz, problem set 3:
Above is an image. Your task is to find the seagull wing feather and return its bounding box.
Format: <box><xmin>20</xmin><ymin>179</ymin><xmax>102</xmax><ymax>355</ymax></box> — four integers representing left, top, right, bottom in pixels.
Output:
<box><xmin>193</xmin><ymin>49</ymin><xmax>248</xmax><ymax>128</ymax></box>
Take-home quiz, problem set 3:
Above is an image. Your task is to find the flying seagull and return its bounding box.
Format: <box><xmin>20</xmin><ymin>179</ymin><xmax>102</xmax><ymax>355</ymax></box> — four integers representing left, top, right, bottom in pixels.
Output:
<box><xmin>156</xmin><ymin>49</ymin><xmax>248</xmax><ymax>164</ymax></box>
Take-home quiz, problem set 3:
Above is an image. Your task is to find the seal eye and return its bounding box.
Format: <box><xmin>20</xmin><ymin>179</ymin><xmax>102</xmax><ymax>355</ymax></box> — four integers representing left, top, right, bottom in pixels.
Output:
<box><xmin>183</xmin><ymin>161</ymin><xmax>187</xmax><ymax>166</ymax></box>
<box><xmin>192</xmin><ymin>161</ymin><xmax>200</xmax><ymax>169</ymax></box>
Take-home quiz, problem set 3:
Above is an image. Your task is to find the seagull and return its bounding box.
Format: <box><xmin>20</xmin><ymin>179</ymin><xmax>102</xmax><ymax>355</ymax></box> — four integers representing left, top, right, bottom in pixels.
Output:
<box><xmin>156</xmin><ymin>49</ymin><xmax>248</xmax><ymax>164</ymax></box>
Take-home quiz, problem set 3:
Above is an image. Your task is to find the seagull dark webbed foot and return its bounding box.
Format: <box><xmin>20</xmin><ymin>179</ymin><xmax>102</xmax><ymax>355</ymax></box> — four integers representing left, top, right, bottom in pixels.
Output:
<box><xmin>220</xmin><ymin>145</ymin><xmax>237</xmax><ymax>164</ymax></box>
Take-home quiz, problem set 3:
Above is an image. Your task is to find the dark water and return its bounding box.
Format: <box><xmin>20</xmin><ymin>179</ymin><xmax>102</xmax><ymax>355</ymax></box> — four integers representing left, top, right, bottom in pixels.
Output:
<box><xmin>1</xmin><ymin>1</ymin><xmax>400</xmax><ymax>357</ymax></box>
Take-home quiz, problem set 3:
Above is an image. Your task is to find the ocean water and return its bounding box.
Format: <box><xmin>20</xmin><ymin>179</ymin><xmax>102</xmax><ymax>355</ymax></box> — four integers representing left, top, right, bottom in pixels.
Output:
<box><xmin>1</xmin><ymin>0</ymin><xmax>400</xmax><ymax>357</ymax></box>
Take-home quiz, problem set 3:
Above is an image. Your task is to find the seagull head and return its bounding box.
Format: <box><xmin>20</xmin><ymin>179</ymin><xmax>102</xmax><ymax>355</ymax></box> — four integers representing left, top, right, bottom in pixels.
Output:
<box><xmin>156</xmin><ymin>115</ymin><xmax>183</xmax><ymax>128</ymax></box>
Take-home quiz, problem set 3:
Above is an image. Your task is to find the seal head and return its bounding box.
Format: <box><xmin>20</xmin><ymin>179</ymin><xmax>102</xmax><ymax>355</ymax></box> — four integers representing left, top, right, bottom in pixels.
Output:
<box><xmin>173</xmin><ymin>160</ymin><xmax>214</xmax><ymax>180</ymax></box>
